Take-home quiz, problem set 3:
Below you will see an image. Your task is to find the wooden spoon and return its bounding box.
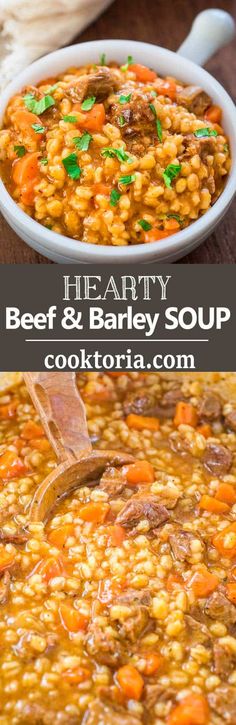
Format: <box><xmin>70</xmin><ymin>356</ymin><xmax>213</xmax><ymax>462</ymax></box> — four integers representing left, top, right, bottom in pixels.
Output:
<box><xmin>23</xmin><ymin>372</ymin><xmax>134</xmax><ymax>522</ymax></box>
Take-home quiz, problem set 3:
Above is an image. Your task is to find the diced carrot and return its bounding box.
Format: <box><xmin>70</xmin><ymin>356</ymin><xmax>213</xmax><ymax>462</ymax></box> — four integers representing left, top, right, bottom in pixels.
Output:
<box><xmin>21</xmin><ymin>420</ymin><xmax>44</xmax><ymax>439</ymax></box>
<box><xmin>0</xmin><ymin>450</ymin><xmax>27</xmax><ymax>479</ymax></box>
<box><xmin>12</xmin><ymin>151</ymin><xmax>40</xmax><ymax>206</ymax></box>
<box><xmin>129</xmin><ymin>63</ymin><xmax>157</xmax><ymax>83</ymax></box>
<box><xmin>59</xmin><ymin>602</ymin><xmax>89</xmax><ymax>633</ymax></box>
<box><xmin>205</xmin><ymin>105</ymin><xmax>222</xmax><ymax>124</ymax></box>
<box><xmin>48</xmin><ymin>524</ymin><xmax>75</xmax><ymax>549</ymax></box>
<box><xmin>74</xmin><ymin>103</ymin><xmax>106</xmax><ymax>131</ymax></box>
<box><xmin>199</xmin><ymin>494</ymin><xmax>230</xmax><ymax>515</ymax></box>
<box><xmin>155</xmin><ymin>78</ymin><xmax>177</xmax><ymax>100</ymax></box>
<box><xmin>0</xmin><ymin>400</ymin><xmax>18</xmax><ymax>420</ymax></box>
<box><xmin>82</xmin><ymin>380</ymin><xmax>113</xmax><ymax>403</ymax></box>
<box><xmin>13</xmin><ymin>109</ymin><xmax>44</xmax><ymax>139</ymax></box>
<box><xmin>30</xmin><ymin>437</ymin><xmax>51</xmax><ymax>452</ymax></box>
<box><xmin>187</xmin><ymin>565</ymin><xmax>219</xmax><ymax>598</ymax></box>
<box><xmin>212</xmin><ymin>522</ymin><xmax>236</xmax><ymax>559</ymax></box>
<box><xmin>107</xmin><ymin>524</ymin><xmax>126</xmax><ymax>547</ymax></box>
<box><xmin>196</xmin><ymin>424</ymin><xmax>212</xmax><ymax>439</ymax></box>
<box><xmin>34</xmin><ymin>555</ymin><xmax>66</xmax><ymax>582</ymax></box>
<box><xmin>166</xmin><ymin>572</ymin><xmax>184</xmax><ymax>591</ymax></box>
<box><xmin>107</xmin><ymin>372</ymin><xmax>127</xmax><ymax>377</ymax></box>
<box><xmin>93</xmin><ymin>183</ymin><xmax>111</xmax><ymax>196</ymax></box>
<box><xmin>144</xmin><ymin>228</ymin><xmax>174</xmax><ymax>243</ymax></box>
<box><xmin>142</xmin><ymin>652</ymin><xmax>163</xmax><ymax>675</ymax></box>
<box><xmin>165</xmin><ymin>218</ymin><xmax>180</xmax><ymax>231</ymax></box>
<box><xmin>79</xmin><ymin>501</ymin><xmax>110</xmax><ymax>523</ymax></box>
<box><xmin>174</xmin><ymin>401</ymin><xmax>198</xmax><ymax>428</ymax></box>
<box><xmin>63</xmin><ymin>667</ymin><xmax>91</xmax><ymax>684</ymax></box>
<box><xmin>226</xmin><ymin>582</ymin><xmax>236</xmax><ymax>604</ymax></box>
<box><xmin>168</xmin><ymin>693</ymin><xmax>209</xmax><ymax>725</ymax></box>
<box><xmin>116</xmin><ymin>664</ymin><xmax>144</xmax><ymax>701</ymax></box>
<box><xmin>0</xmin><ymin>545</ymin><xmax>16</xmax><ymax>572</ymax></box>
<box><xmin>126</xmin><ymin>414</ymin><xmax>160</xmax><ymax>431</ymax></box>
<box><xmin>123</xmin><ymin>460</ymin><xmax>155</xmax><ymax>484</ymax></box>
<box><xmin>215</xmin><ymin>483</ymin><xmax>236</xmax><ymax>506</ymax></box>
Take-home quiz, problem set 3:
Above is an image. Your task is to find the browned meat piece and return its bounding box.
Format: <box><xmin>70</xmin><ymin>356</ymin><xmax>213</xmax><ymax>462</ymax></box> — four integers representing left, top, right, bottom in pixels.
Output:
<box><xmin>0</xmin><ymin>528</ymin><xmax>28</xmax><ymax>544</ymax></box>
<box><xmin>123</xmin><ymin>386</ymin><xmax>185</xmax><ymax>420</ymax></box>
<box><xmin>208</xmin><ymin>685</ymin><xmax>236</xmax><ymax>722</ymax></box>
<box><xmin>181</xmin><ymin>134</ymin><xmax>216</xmax><ymax>162</ymax></box>
<box><xmin>177</xmin><ymin>85</ymin><xmax>211</xmax><ymax>115</ymax></box>
<box><xmin>213</xmin><ymin>642</ymin><xmax>236</xmax><ymax>676</ymax></box>
<box><xmin>205</xmin><ymin>591</ymin><xmax>236</xmax><ymax>626</ymax></box>
<box><xmin>170</xmin><ymin>531</ymin><xmax>203</xmax><ymax>562</ymax></box>
<box><xmin>198</xmin><ymin>394</ymin><xmax>222</xmax><ymax>421</ymax></box>
<box><xmin>202</xmin><ymin>443</ymin><xmax>233</xmax><ymax>476</ymax></box>
<box><xmin>0</xmin><ymin>570</ymin><xmax>11</xmax><ymax>605</ymax></box>
<box><xmin>185</xmin><ymin>614</ymin><xmax>210</xmax><ymax>645</ymax></box>
<box><xmin>82</xmin><ymin>700</ymin><xmax>141</xmax><ymax>725</ymax></box>
<box><xmin>14</xmin><ymin>631</ymin><xmax>58</xmax><ymax>661</ymax></box>
<box><xmin>99</xmin><ymin>466</ymin><xmax>126</xmax><ymax>497</ymax></box>
<box><xmin>144</xmin><ymin>684</ymin><xmax>176</xmax><ymax>710</ymax></box>
<box><xmin>68</xmin><ymin>67</ymin><xmax>119</xmax><ymax>103</ymax></box>
<box><xmin>86</xmin><ymin>622</ymin><xmax>124</xmax><ymax>667</ymax></box>
<box><xmin>113</xmin><ymin>589</ymin><xmax>152</xmax><ymax>643</ymax></box>
<box><xmin>225</xmin><ymin>409</ymin><xmax>236</xmax><ymax>432</ymax></box>
<box><xmin>110</xmin><ymin>95</ymin><xmax>155</xmax><ymax>144</ymax></box>
<box><xmin>115</xmin><ymin>589</ymin><xmax>151</xmax><ymax>607</ymax></box>
<box><xmin>116</xmin><ymin>495</ymin><xmax>169</xmax><ymax>534</ymax></box>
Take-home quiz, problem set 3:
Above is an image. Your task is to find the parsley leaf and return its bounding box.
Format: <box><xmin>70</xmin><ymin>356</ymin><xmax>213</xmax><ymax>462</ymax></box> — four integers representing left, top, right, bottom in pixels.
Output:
<box><xmin>138</xmin><ymin>219</ymin><xmax>152</xmax><ymax>231</ymax></box>
<box><xmin>156</xmin><ymin>118</ymin><xmax>162</xmax><ymax>142</ymax></box>
<box><xmin>167</xmin><ymin>213</ymin><xmax>183</xmax><ymax>223</ymax></box>
<box><xmin>24</xmin><ymin>93</ymin><xmax>55</xmax><ymax>115</ymax></box>
<box><xmin>224</xmin><ymin>143</ymin><xmax>229</xmax><ymax>153</ymax></box>
<box><xmin>81</xmin><ymin>96</ymin><xmax>96</xmax><ymax>111</ymax></box>
<box><xmin>119</xmin><ymin>94</ymin><xmax>132</xmax><ymax>105</ymax></box>
<box><xmin>119</xmin><ymin>115</ymin><xmax>126</xmax><ymax>127</ymax></box>
<box><xmin>48</xmin><ymin>83</ymin><xmax>58</xmax><ymax>93</ymax></box>
<box><xmin>101</xmin><ymin>146</ymin><xmax>130</xmax><ymax>162</ymax></box>
<box><xmin>74</xmin><ymin>133</ymin><xmax>92</xmax><ymax>151</ymax></box>
<box><xmin>119</xmin><ymin>174</ymin><xmax>136</xmax><ymax>186</ymax></box>
<box><xmin>110</xmin><ymin>189</ymin><xmax>121</xmax><ymax>206</ymax></box>
<box><xmin>163</xmin><ymin>163</ymin><xmax>181</xmax><ymax>188</ymax></box>
<box><xmin>149</xmin><ymin>103</ymin><xmax>157</xmax><ymax>117</ymax></box>
<box><xmin>194</xmin><ymin>127</ymin><xmax>218</xmax><ymax>138</ymax></box>
<box><xmin>100</xmin><ymin>53</ymin><xmax>106</xmax><ymax>66</ymax></box>
<box><xmin>63</xmin><ymin>115</ymin><xmax>78</xmax><ymax>123</ymax></box>
<box><xmin>14</xmin><ymin>145</ymin><xmax>26</xmax><ymax>158</ymax></box>
<box><xmin>40</xmin><ymin>158</ymin><xmax>48</xmax><ymax>165</ymax></box>
<box><xmin>31</xmin><ymin>123</ymin><xmax>45</xmax><ymax>133</ymax></box>
<box><xmin>62</xmin><ymin>153</ymin><xmax>82</xmax><ymax>179</ymax></box>
<box><xmin>121</xmin><ymin>55</ymin><xmax>134</xmax><ymax>72</ymax></box>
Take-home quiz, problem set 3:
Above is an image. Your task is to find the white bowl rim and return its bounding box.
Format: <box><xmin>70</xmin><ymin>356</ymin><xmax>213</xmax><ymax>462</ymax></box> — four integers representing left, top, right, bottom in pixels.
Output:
<box><xmin>0</xmin><ymin>37</ymin><xmax>236</xmax><ymax>262</ymax></box>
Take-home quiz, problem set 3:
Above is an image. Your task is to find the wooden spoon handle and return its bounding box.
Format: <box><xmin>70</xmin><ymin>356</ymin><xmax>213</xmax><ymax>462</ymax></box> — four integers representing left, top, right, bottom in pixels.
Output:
<box><xmin>23</xmin><ymin>372</ymin><xmax>92</xmax><ymax>464</ymax></box>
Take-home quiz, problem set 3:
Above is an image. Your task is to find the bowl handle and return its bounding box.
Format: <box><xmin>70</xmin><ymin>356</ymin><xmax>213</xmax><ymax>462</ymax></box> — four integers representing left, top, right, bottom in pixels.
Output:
<box><xmin>177</xmin><ymin>9</ymin><xmax>235</xmax><ymax>66</ymax></box>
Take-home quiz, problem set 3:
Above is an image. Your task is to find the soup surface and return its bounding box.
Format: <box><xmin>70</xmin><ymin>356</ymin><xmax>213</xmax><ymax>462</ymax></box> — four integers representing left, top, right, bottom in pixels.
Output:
<box><xmin>0</xmin><ymin>60</ymin><xmax>231</xmax><ymax>246</ymax></box>
<box><xmin>0</xmin><ymin>372</ymin><xmax>236</xmax><ymax>724</ymax></box>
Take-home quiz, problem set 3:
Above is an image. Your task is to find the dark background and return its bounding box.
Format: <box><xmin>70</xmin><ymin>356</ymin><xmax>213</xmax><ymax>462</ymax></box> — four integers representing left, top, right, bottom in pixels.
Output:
<box><xmin>1</xmin><ymin>0</ymin><xmax>235</xmax><ymax>264</ymax></box>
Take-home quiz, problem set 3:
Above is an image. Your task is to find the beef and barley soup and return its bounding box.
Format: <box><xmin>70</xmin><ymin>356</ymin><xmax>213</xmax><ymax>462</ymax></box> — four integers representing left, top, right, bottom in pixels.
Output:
<box><xmin>0</xmin><ymin>60</ymin><xmax>231</xmax><ymax>246</ymax></box>
<box><xmin>0</xmin><ymin>372</ymin><xmax>236</xmax><ymax>724</ymax></box>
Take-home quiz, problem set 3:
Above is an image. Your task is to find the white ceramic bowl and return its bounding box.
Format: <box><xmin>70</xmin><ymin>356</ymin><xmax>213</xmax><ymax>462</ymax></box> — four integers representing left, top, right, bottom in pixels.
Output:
<box><xmin>0</xmin><ymin>9</ymin><xmax>235</xmax><ymax>263</ymax></box>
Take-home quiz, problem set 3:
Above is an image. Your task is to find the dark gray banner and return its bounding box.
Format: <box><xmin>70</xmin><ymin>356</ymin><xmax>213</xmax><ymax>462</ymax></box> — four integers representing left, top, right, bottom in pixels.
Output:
<box><xmin>0</xmin><ymin>265</ymin><xmax>234</xmax><ymax>372</ymax></box>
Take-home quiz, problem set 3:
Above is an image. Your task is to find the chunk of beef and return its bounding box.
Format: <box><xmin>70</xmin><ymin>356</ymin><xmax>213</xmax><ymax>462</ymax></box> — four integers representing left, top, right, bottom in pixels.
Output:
<box><xmin>115</xmin><ymin>589</ymin><xmax>151</xmax><ymax>607</ymax></box>
<box><xmin>0</xmin><ymin>527</ymin><xmax>28</xmax><ymax>544</ymax></box>
<box><xmin>208</xmin><ymin>685</ymin><xmax>236</xmax><ymax>722</ymax></box>
<box><xmin>203</xmin><ymin>443</ymin><xmax>233</xmax><ymax>476</ymax></box>
<box><xmin>116</xmin><ymin>494</ymin><xmax>169</xmax><ymax>534</ymax></box>
<box><xmin>198</xmin><ymin>394</ymin><xmax>222</xmax><ymax>421</ymax></box>
<box><xmin>0</xmin><ymin>570</ymin><xmax>10</xmax><ymax>605</ymax></box>
<box><xmin>123</xmin><ymin>386</ymin><xmax>184</xmax><ymax>420</ymax></box>
<box><xmin>99</xmin><ymin>466</ymin><xmax>126</xmax><ymax>497</ymax></box>
<box><xmin>170</xmin><ymin>531</ymin><xmax>203</xmax><ymax>562</ymax></box>
<box><xmin>82</xmin><ymin>700</ymin><xmax>141</xmax><ymax>725</ymax></box>
<box><xmin>113</xmin><ymin>589</ymin><xmax>152</xmax><ymax>643</ymax></box>
<box><xmin>225</xmin><ymin>410</ymin><xmax>236</xmax><ymax>432</ymax></box>
<box><xmin>177</xmin><ymin>85</ymin><xmax>211</xmax><ymax>115</ymax></box>
<box><xmin>144</xmin><ymin>684</ymin><xmax>176</xmax><ymax>710</ymax></box>
<box><xmin>185</xmin><ymin>614</ymin><xmax>210</xmax><ymax>645</ymax></box>
<box><xmin>213</xmin><ymin>642</ymin><xmax>236</xmax><ymax>676</ymax></box>
<box><xmin>69</xmin><ymin>67</ymin><xmax>119</xmax><ymax>103</ymax></box>
<box><xmin>86</xmin><ymin>623</ymin><xmax>124</xmax><ymax>667</ymax></box>
<box><xmin>181</xmin><ymin>134</ymin><xmax>217</xmax><ymax>162</ymax></box>
<box><xmin>110</xmin><ymin>95</ymin><xmax>155</xmax><ymax>143</ymax></box>
<box><xmin>205</xmin><ymin>591</ymin><xmax>236</xmax><ymax>626</ymax></box>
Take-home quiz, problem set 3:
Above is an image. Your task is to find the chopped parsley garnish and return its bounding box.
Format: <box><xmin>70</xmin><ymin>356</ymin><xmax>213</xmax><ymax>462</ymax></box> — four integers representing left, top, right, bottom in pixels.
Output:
<box><xmin>119</xmin><ymin>115</ymin><xmax>126</xmax><ymax>127</ymax></box>
<box><xmin>101</xmin><ymin>146</ymin><xmax>130</xmax><ymax>162</ymax></box>
<box><xmin>163</xmin><ymin>163</ymin><xmax>181</xmax><ymax>188</ymax></box>
<box><xmin>194</xmin><ymin>127</ymin><xmax>218</xmax><ymax>138</ymax></box>
<box><xmin>156</xmin><ymin>118</ymin><xmax>162</xmax><ymax>142</ymax></box>
<box><xmin>48</xmin><ymin>83</ymin><xmax>58</xmax><ymax>93</ymax></box>
<box><xmin>100</xmin><ymin>53</ymin><xmax>106</xmax><ymax>66</ymax></box>
<box><xmin>31</xmin><ymin>123</ymin><xmax>45</xmax><ymax>133</ymax></box>
<box><xmin>74</xmin><ymin>133</ymin><xmax>92</xmax><ymax>151</ymax></box>
<box><xmin>119</xmin><ymin>94</ymin><xmax>132</xmax><ymax>105</ymax></box>
<box><xmin>149</xmin><ymin>103</ymin><xmax>157</xmax><ymax>116</ymax></box>
<box><xmin>24</xmin><ymin>93</ymin><xmax>55</xmax><ymax>115</ymax></box>
<box><xmin>81</xmin><ymin>96</ymin><xmax>96</xmax><ymax>111</ymax></box>
<box><xmin>138</xmin><ymin>219</ymin><xmax>152</xmax><ymax>231</ymax></box>
<box><xmin>150</xmin><ymin>90</ymin><xmax>157</xmax><ymax>97</ymax></box>
<box><xmin>167</xmin><ymin>213</ymin><xmax>183</xmax><ymax>223</ymax></box>
<box><xmin>40</xmin><ymin>158</ymin><xmax>48</xmax><ymax>165</ymax></box>
<box><xmin>119</xmin><ymin>174</ymin><xmax>136</xmax><ymax>186</ymax></box>
<box><xmin>110</xmin><ymin>189</ymin><xmax>121</xmax><ymax>206</ymax></box>
<box><xmin>121</xmin><ymin>55</ymin><xmax>134</xmax><ymax>72</ymax></box>
<box><xmin>224</xmin><ymin>143</ymin><xmax>229</xmax><ymax>153</ymax></box>
<box><xmin>14</xmin><ymin>145</ymin><xmax>26</xmax><ymax>158</ymax></box>
<box><xmin>62</xmin><ymin>153</ymin><xmax>82</xmax><ymax>179</ymax></box>
<box><xmin>63</xmin><ymin>115</ymin><xmax>78</xmax><ymax>123</ymax></box>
